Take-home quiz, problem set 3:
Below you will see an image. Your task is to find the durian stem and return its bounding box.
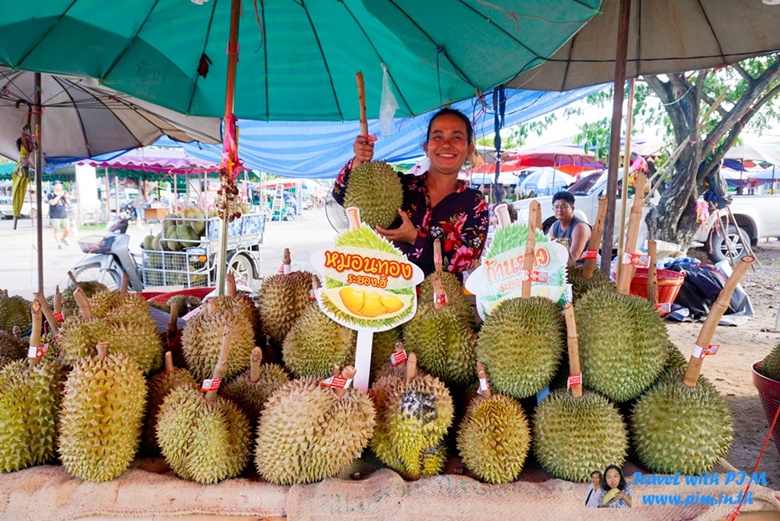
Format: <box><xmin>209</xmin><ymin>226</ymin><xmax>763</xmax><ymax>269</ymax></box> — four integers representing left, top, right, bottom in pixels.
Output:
<box><xmin>72</xmin><ymin>288</ymin><xmax>94</xmax><ymax>319</ymax></box>
<box><xmin>334</xmin><ymin>366</ymin><xmax>357</xmax><ymax>398</ymax></box>
<box><xmin>616</xmin><ymin>171</ymin><xmax>646</xmax><ymax>295</ymax></box>
<box><xmin>54</xmin><ymin>286</ymin><xmax>62</xmax><ymax>315</ymax></box>
<box><xmin>167</xmin><ymin>301</ymin><xmax>179</xmax><ymax>339</ymax></box>
<box><xmin>583</xmin><ymin>196</ymin><xmax>607</xmax><ymax>279</ymax></box>
<box><xmin>432</xmin><ymin>239</ymin><xmax>447</xmax><ymax>310</ymax></box>
<box><xmin>205</xmin><ymin>326</ymin><xmax>232</xmax><ymax>401</ymax></box>
<box><xmin>249</xmin><ymin>346</ymin><xmax>262</xmax><ymax>383</ymax></box>
<box><xmin>67</xmin><ymin>271</ymin><xmax>78</xmax><ymax>287</ymax></box>
<box><xmin>356</xmin><ymin>72</ymin><xmax>368</xmax><ymax>136</ymax></box>
<box><xmin>563</xmin><ymin>303</ymin><xmax>582</xmax><ymax>398</ymax></box>
<box><xmin>647</xmin><ymin>240</ymin><xmax>658</xmax><ymax>307</ymax></box>
<box><xmin>28</xmin><ymin>300</ymin><xmax>42</xmax><ymax>369</ymax></box>
<box><xmin>164</xmin><ymin>351</ymin><xmax>174</xmax><ymax>373</ymax></box>
<box><xmin>207</xmin><ymin>298</ymin><xmax>217</xmax><ymax>315</ymax></box>
<box><xmin>34</xmin><ymin>292</ymin><xmax>58</xmax><ymax>335</ymax></box>
<box><xmin>120</xmin><ymin>273</ymin><xmax>129</xmax><ymax>294</ymax></box>
<box><xmin>476</xmin><ymin>361</ymin><xmax>491</xmax><ymax>399</ymax></box>
<box><xmin>528</xmin><ymin>199</ymin><xmax>542</xmax><ymax>233</ymax></box>
<box><xmin>95</xmin><ymin>342</ymin><xmax>109</xmax><ymax>360</ymax></box>
<box><xmin>282</xmin><ymin>248</ymin><xmax>291</xmax><ymax>270</ymax></box>
<box><xmin>494</xmin><ymin>203</ymin><xmax>510</xmax><ymax>228</ymax></box>
<box><xmin>345</xmin><ymin>207</ymin><xmax>361</xmax><ymax>230</ymax></box>
<box><xmin>406</xmin><ymin>352</ymin><xmax>418</xmax><ymax>382</ymax></box>
<box><xmin>683</xmin><ymin>256</ymin><xmax>754</xmax><ymax>387</ymax></box>
<box><xmin>12</xmin><ymin>326</ymin><xmax>20</xmax><ymax>339</ymax></box>
<box><xmin>522</xmin><ymin>211</ymin><xmax>537</xmax><ymax>299</ymax></box>
<box><xmin>226</xmin><ymin>272</ymin><xmax>236</xmax><ymax>297</ymax></box>
<box><xmin>311</xmin><ymin>273</ymin><xmax>321</xmax><ymax>292</ymax></box>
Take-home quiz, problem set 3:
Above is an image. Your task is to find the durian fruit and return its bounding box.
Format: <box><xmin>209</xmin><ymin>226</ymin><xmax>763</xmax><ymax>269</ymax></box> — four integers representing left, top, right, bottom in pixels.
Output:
<box><xmin>181</xmin><ymin>298</ymin><xmax>254</xmax><ymax>381</ymax></box>
<box><xmin>371</xmin><ymin>327</ymin><xmax>402</xmax><ymax>378</ymax></box>
<box><xmin>417</xmin><ymin>270</ymin><xmax>475</xmax><ymax>328</ymax></box>
<box><xmin>257</xmin><ymin>249</ymin><xmax>315</xmax><ymax>346</ymax></box>
<box><xmin>476</xmin><ymin>297</ymin><xmax>565</xmax><ymax>400</ymax></box>
<box><xmin>630</xmin><ymin>256</ymin><xmax>753</xmax><ymax>475</ymax></box>
<box><xmin>0</xmin><ymin>301</ymin><xmax>63</xmax><ymax>472</ymax></box>
<box><xmin>370</xmin><ymin>353</ymin><xmax>453</xmax><ymax>480</ymax></box>
<box><xmin>663</xmin><ymin>340</ymin><xmax>688</xmax><ymax>372</ymax></box>
<box><xmin>255</xmin><ymin>366</ymin><xmax>376</xmax><ymax>485</ymax></box>
<box><xmin>176</xmin><ymin>223</ymin><xmax>199</xmax><ymax>248</ymax></box>
<box><xmin>58</xmin><ymin>342</ymin><xmax>147</xmax><ymax>482</ymax></box>
<box><xmin>166</xmin><ymin>295</ymin><xmax>202</xmax><ymax>317</ymax></box>
<box><xmin>142</xmin><ymin>351</ymin><xmax>198</xmax><ymax>454</ymax></box>
<box><xmin>532</xmin><ymin>304</ymin><xmax>629</xmax><ymax>482</ymax></box>
<box><xmin>567</xmin><ymin>264</ymin><xmax>614</xmax><ymax>302</ymax></box>
<box><xmin>59</xmin><ymin>281</ymin><xmax>108</xmax><ymax>318</ymax></box>
<box><xmin>343</xmin><ymin>160</ymin><xmax>403</xmax><ymax>229</ymax></box>
<box><xmin>0</xmin><ymin>292</ymin><xmax>32</xmax><ymax>333</ymax></box>
<box><xmin>57</xmin><ymin>289</ymin><xmax>113</xmax><ymax>364</ymax></box>
<box><xmin>142</xmin><ymin>234</ymin><xmax>155</xmax><ymax>250</ymax></box>
<box><xmin>576</xmin><ymin>286</ymin><xmax>667</xmax><ymax>402</ymax></box>
<box><xmin>373</xmin><ymin>339</ymin><xmax>409</xmax><ymax>381</ymax></box>
<box><xmin>210</xmin><ymin>273</ymin><xmax>262</xmax><ymax>344</ymax></box>
<box><xmin>221</xmin><ymin>347</ymin><xmax>289</xmax><ymax>425</ymax></box>
<box><xmin>456</xmin><ymin>362</ymin><xmax>531</xmax><ymax>484</ymax></box>
<box><xmin>156</xmin><ymin>328</ymin><xmax>252</xmax><ymax>484</ymax></box>
<box><xmin>758</xmin><ymin>342</ymin><xmax>780</xmax><ymax>381</ymax></box>
<box><xmin>0</xmin><ymin>326</ymin><xmax>27</xmax><ymax>365</ymax></box>
<box><xmin>282</xmin><ymin>299</ymin><xmax>356</xmax><ymax>379</ymax></box>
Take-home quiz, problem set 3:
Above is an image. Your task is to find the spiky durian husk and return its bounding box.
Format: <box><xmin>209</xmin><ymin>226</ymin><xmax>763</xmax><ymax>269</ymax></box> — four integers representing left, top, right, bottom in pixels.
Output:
<box><xmin>476</xmin><ymin>297</ymin><xmax>565</xmax><ymax>400</ymax></box>
<box><xmin>402</xmin><ymin>305</ymin><xmax>477</xmax><ymax>387</ymax></box>
<box><xmin>0</xmin><ymin>359</ymin><xmax>63</xmax><ymax>472</ymax></box>
<box><xmin>417</xmin><ymin>272</ymin><xmax>476</xmax><ymax>327</ymax></box>
<box><xmin>630</xmin><ymin>368</ymin><xmax>733</xmax><ymax>475</ymax></box>
<box><xmin>59</xmin><ymin>281</ymin><xmax>108</xmax><ymax>318</ymax></box>
<box><xmin>58</xmin><ymin>316</ymin><xmax>113</xmax><ymax>365</ymax></box>
<box><xmin>663</xmin><ymin>341</ymin><xmax>688</xmax><ymax>372</ymax></box>
<box><xmin>90</xmin><ymin>291</ymin><xmax>149</xmax><ymax>319</ymax></box>
<box><xmin>533</xmin><ymin>389</ymin><xmax>628</xmax><ymax>482</ymax></box>
<box><xmin>257</xmin><ymin>272</ymin><xmax>314</xmax><ymax>345</ymax></box>
<box><xmin>0</xmin><ymin>295</ymin><xmax>32</xmax><ymax>333</ymax></box>
<box><xmin>103</xmin><ymin>306</ymin><xmax>163</xmax><ymax>375</ymax></box>
<box><xmin>156</xmin><ymin>385</ymin><xmax>251</xmax><ymax>484</ymax></box>
<box><xmin>576</xmin><ymin>287</ymin><xmax>668</xmax><ymax>402</ymax></box>
<box><xmin>0</xmin><ymin>330</ymin><xmax>27</xmax><ymax>362</ymax></box>
<box><xmin>758</xmin><ymin>342</ymin><xmax>780</xmax><ymax>381</ymax></box>
<box><xmin>457</xmin><ymin>394</ymin><xmax>531</xmax><ymax>484</ymax></box>
<box><xmin>420</xmin><ymin>444</ymin><xmax>448</xmax><ymax>477</ymax></box>
<box><xmin>343</xmin><ymin>161</ymin><xmax>403</xmax><ymax>229</ymax></box>
<box><xmin>282</xmin><ymin>305</ymin><xmax>356</xmax><ymax>379</ymax></box>
<box><xmin>371</xmin><ymin>327</ymin><xmax>402</xmax><ymax>378</ymax></box>
<box><xmin>210</xmin><ymin>293</ymin><xmax>262</xmax><ymax>342</ymax></box>
<box><xmin>181</xmin><ymin>307</ymin><xmax>254</xmax><ymax>382</ymax></box>
<box><xmin>255</xmin><ymin>377</ymin><xmax>376</xmax><ymax>485</ymax></box>
<box><xmin>220</xmin><ymin>363</ymin><xmax>289</xmax><ymax>425</ymax></box>
<box><xmin>142</xmin><ymin>366</ymin><xmax>198</xmax><ymax>454</ymax></box>
<box><xmin>370</xmin><ymin>373</ymin><xmax>453</xmax><ymax>480</ymax></box>
<box><xmin>566</xmin><ymin>264</ymin><xmax>615</xmax><ymax>302</ymax></box>
<box><xmin>58</xmin><ymin>352</ymin><xmax>146</xmax><ymax>482</ymax></box>
<box><xmin>166</xmin><ymin>295</ymin><xmax>202</xmax><ymax>317</ymax></box>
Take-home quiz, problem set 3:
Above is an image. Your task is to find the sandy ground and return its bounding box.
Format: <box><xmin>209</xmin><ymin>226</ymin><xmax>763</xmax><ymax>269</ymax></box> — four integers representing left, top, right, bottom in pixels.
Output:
<box><xmin>1</xmin><ymin>208</ymin><xmax>778</xmax><ymax>491</ymax></box>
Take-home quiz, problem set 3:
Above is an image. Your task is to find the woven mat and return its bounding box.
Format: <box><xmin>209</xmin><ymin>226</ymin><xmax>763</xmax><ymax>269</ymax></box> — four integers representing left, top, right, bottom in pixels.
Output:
<box><xmin>0</xmin><ymin>458</ymin><xmax>777</xmax><ymax>520</ymax></box>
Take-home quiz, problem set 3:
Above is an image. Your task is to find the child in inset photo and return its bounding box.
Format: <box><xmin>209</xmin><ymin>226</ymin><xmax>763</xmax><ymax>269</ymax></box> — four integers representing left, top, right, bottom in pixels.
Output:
<box><xmin>597</xmin><ymin>465</ymin><xmax>632</xmax><ymax>508</ymax></box>
<box><xmin>585</xmin><ymin>470</ymin><xmax>602</xmax><ymax>508</ymax></box>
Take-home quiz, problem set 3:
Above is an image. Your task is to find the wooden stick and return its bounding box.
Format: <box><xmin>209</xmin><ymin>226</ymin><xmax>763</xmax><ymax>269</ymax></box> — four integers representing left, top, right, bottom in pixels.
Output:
<box><xmin>647</xmin><ymin>240</ymin><xmax>658</xmax><ymax>307</ymax></box>
<box><xmin>226</xmin><ymin>272</ymin><xmax>236</xmax><ymax>297</ymax></box>
<box><xmin>476</xmin><ymin>361</ymin><xmax>491</xmax><ymax>399</ymax></box>
<box><xmin>563</xmin><ymin>303</ymin><xmax>582</xmax><ymax>398</ymax></box>
<box><xmin>167</xmin><ymin>301</ymin><xmax>179</xmax><ymax>340</ymax></box>
<box><xmin>522</xmin><ymin>212</ymin><xmax>537</xmax><ymax>299</ymax></box>
<box><xmin>205</xmin><ymin>325</ymin><xmax>232</xmax><ymax>401</ymax></box>
<box><xmin>356</xmin><ymin>72</ymin><xmax>368</xmax><ymax>137</ymax></box>
<box><xmin>67</xmin><ymin>271</ymin><xmax>78</xmax><ymax>287</ymax></box>
<box><xmin>333</xmin><ymin>366</ymin><xmax>357</xmax><ymax>398</ymax></box>
<box><xmin>34</xmin><ymin>292</ymin><xmax>58</xmax><ymax>335</ymax></box>
<box><xmin>345</xmin><ymin>207</ymin><xmax>361</xmax><ymax>230</ymax></box>
<box><xmin>249</xmin><ymin>346</ymin><xmax>262</xmax><ymax>383</ymax></box>
<box><xmin>120</xmin><ymin>273</ymin><xmax>129</xmax><ymax>294</ymax></box>
<box><xmin>164</xmin><ymin>351</ymin><xmax>174</xmax><ymax>373</ymax></box>
<box><xmin>282</xmin><ymin>248</ymin><xmax>291</xmax><ymax>271</ymax></box>
<box><xmin>432</xmin><ymin>239</ymin><xmax>446</xmax><ymax>311</ymax></box>
<box><xmin>494</xmin><ymin>203</ymin><xmax>511</xmax><ymax>228</ymax></box>
<box><xmin>616</xmin><ymin>171</ymin><xmax>646</xmax><ymax>294</ymax></box>
<box><xmin>95</xmin><ymin>342</ymin><xmax>109</xmax><ymax>360</ymax></box>
<box><xmin>682</xmin><ymin>256</ymin><xmax>754</xmax><ymax>387</ymax></box>
<box><xmin>528</xmin><ymin>200</ymin><xmax>542</xmax><ymax>233</ymax></box>
<box><xmin>583</xmin><ymin>196</ymin><xmax>607</xmax><ymax>279</ymax></box>
<box><xmin>54</xmin><ymin>286</ymin><xmax>62</xmax><ymax>316</ymax></box>
<box><xmin>406</xmin><ymin>352</ymin><xmax>418</xmax><ymax>382</ymax></box>
<box><xmin>72</xmin><ymin>288</ymin><xmax>94</xmax><ymax>319</ymax></box>
<box><xmin>28</xmin><ymin>300</ymin><xmax>43</xmax><ymax>368</ymax></box>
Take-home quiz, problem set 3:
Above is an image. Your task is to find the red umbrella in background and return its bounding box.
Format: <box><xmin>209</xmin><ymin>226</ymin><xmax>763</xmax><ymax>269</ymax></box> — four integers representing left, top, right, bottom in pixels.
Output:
<box><xmin>507</xmin><ymin>145</ymin><xmax>605</xmax><ymax>176</ymax></box>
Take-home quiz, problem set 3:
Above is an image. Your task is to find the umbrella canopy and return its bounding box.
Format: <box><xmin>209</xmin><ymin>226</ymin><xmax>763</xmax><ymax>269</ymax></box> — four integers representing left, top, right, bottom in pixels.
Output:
<box><xmin>517</xmin><ymin>167</ymin><xmax>576</xmax><ymax>196</ymax></box>
<box><xmin>507</xmin><ymin>145</ymin><xmax>605</xmax><ymax>175</ymax></box>
<box><xmin>0</xmin><ymin>0</ymin><xmax>601</xmax><ymax>120</ymax></box>
<box><xmin>746</xmin><ymin>166</ymin><xmax>780</xmax><ymax>182</ymax></box>
<box><xmin>469</xmin><ymin>171</ymin><xmax>518</xmax><ymax>186</ymax></box>
<box><xmin>82</xmin><ymin>148</ymin><xmax>222</xmax><ymax>175</ymax></box>
<box><xmin>506</xmin><ymin>0</ymin><xmax>780</xmax><ymax>91</ymax></box>
<box><xmin>724</xmin><ymin>141</ymin><xmax>780</xmax><ymax>165</ymax></box>
<box><xmin>0</xmin><ymin>66</ymin><xmax>221</xmax><ymax>165</ymax></box>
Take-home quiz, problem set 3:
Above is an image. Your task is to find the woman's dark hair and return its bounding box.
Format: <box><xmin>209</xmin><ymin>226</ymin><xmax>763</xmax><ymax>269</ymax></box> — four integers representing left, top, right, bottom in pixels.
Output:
<box><xmin>552</xmin><ymin>191</ymin><xmax>575</xmax><ymax>206</ymax></box>
<box><xmin>426</xmin><ymin>108</ymin><xmax>474</xmax><ymax>144</ymax></box>
<box><xmin>601</xmin><ymin>465</ymin><xmax>626</xmax><ymax>491</ymax></box>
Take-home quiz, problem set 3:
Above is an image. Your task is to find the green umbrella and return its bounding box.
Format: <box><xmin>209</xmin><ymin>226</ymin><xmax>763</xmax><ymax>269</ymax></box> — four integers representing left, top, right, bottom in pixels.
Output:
<box><xmin>0</xmin><ymin>0</ymin><xmax>601</xmax><ymax>120</ymax></box>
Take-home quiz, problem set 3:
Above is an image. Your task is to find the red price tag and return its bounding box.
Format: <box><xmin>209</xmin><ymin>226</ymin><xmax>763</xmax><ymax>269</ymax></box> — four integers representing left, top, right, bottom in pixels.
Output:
<box><xmin>200</xmin><ymin>378</ymin><xmax>222</xmax><ymax>392</ymax></box>
<box><xmin>309</xmin><ymin>289</ymin><xmax>317</xmax><ymax>301</ymax></box>
<box><xmin>433</xmin><ymin>253</ymin><xmax>442</xmax><ymax>265</ymax></box>
<box><xmin>691</xmin><ymin>344</ymin><xmax>720</xmax><ymax>359</ymax></box>
<box><xmin>529</xmin><ymin>271</ymin><xmax>549</xmax><ymax>283</ymax></box>
<box><xmin>330</xmin><ymin>376</ymin><xmax>350</xmax><ymax>389</ymax></box>
<box><xmin>27</xmin><ymin>344</ymin><xmax>48</xmax><ymax>359</ymax></box>
<box><xmin>580</xmin><ymin>249</ymin><xmax>598</xmax><ymax>260</ymax></box>
<box><xmin>567</xmin><ymin>373</ymin><xmax>582</xmax><ymax>390</ymax></box>
<box><xmin>433</xmin><ymin>292</ymin><xmax>448</xmax><ymax>306</ymax></box>
<box><xmin>53</xmin><ymin>311</ymin><xmax>64</xmax><ymax>323</ymax></box>
<box><xmin>655</xmin><ymin>302</ymin><xmax>672</xmax><ymax>313</ymax></box>
<box><xmin>622</xmin><ymin>252</ymin><xmax>650</xmax><ymax>267</ymax></box>
<box><xmin>390</xmin><ymin>350</ymin><xmax>408</xmax><ymax>366</ymax></box>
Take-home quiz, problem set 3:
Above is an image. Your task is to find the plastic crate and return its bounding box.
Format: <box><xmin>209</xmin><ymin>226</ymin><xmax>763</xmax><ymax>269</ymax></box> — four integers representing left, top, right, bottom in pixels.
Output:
<box><xmin>78</xmin><ymin>235</ymin><xmax>116</xmax><ymax>254</ymax></box>
<box><xmin>141</xmin><ymin>249</ymin><xmax>212</xmax><ymax>288</ymax></box>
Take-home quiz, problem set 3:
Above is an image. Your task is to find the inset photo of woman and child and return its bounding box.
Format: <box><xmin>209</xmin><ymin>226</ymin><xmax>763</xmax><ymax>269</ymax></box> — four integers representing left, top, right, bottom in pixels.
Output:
<box><xmin>585</xmin><ymin>465</ymin><xmax>632</xmax><ymax>508</ymax></box>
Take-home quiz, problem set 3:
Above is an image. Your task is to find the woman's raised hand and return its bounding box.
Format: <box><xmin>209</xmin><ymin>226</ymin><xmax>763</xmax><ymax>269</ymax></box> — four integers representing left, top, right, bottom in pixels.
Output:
<box><xmin>352</xmin><ymin>134</ymin><xmax>376</xmax><ymax>168</ymax></box>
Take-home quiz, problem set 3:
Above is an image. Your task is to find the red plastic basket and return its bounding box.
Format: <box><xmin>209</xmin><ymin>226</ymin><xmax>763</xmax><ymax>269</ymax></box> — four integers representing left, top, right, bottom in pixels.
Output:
<box><xmin>629</xmin><ymin>268</ymin><xmax>685</xmax><ymax>315</ymax></box>
<box><xmin>142</xmin><ymin>287</ymin><xmax>215</xmax><ymax>304</ymax></box>
<box><xmin>752</xmin><ymin>361</ymin><xmax>780</xmax><ymax>458</ymax></box>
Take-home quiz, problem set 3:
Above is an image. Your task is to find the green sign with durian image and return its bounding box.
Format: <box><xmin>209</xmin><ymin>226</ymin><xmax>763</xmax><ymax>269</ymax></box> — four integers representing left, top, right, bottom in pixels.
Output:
<box><xmin>465</xmin><ymin>222</ymin><xmax>571</xmax><ymax>319</ymax></box>
<box><xmin>311</xmin><ymin>224</ymin><xmax>423</xmax><ymax>332</ymax></box>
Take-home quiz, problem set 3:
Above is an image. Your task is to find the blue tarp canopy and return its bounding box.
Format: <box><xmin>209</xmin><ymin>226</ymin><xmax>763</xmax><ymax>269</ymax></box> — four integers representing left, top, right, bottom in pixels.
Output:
<box><xmin>175</xmin><ymin>85</ymin><xmax>606</xmax><ymax>179</ymax></box>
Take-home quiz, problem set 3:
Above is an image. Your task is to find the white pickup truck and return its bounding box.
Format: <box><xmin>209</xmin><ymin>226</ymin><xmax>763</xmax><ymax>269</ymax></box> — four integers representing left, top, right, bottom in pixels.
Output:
<box><xmin>512</xmin><ymin>170</ymin><xmax>780</xmax><ymax>263</ymax></box>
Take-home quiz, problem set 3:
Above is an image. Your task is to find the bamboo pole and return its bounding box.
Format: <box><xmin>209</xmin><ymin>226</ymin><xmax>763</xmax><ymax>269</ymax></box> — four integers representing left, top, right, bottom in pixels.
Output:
<box><xmin>205</xmin><ymin>326</ymin><xmax>232</xmax><ymax>401</ymax></box>
<box><xmin>647</xmin><ymin>240</ymin><xmax>658</xmax><ymax>308</ymax></box>
<box><xmin>34</xmin><ymin>292</ymin><xmax>58</xmax><ymax>335</ymax></box>
<box><xmin>583</xmin><ymin>196</ymin><xmax>607</xmax><ymax>279</ymax></box>
<box><xmin>522</xmin><ymin>202</ymin><xmax>539</xmax><ymax>299</ymax></box>
<box><xmin>563</xmin><ymin>303</ymin><xmax>582</xmax><ymax>398</ymax></box>
<box><xmin>28</xmin><ymin>300</ymin><xmax>43</xmax><ymax>368</ymax></box>
<box><xmin>616</xmin><ymin>171</ymin><xmax>647</xmax><ymax>294</ymax></box>
<box><xmin>616</xmin><ymin>78</ymin><xmax>637</xmax><ymax>286</ymax></box>
<box><xmin>356</xmin><ymin>72</ymin><xmax>368</xmax><ymax>137</ymax></box>
<box><xmin>476</xmin><ymin>361</ymin><xmax>491</xmax><ymax>399</ymax></box>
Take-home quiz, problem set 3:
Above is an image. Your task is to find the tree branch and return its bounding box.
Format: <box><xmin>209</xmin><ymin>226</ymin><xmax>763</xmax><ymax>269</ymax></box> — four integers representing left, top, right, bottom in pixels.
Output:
<box><xmin>732</xmin><ymin>61</ymin><xmax>755</xmax><ymax>85</ymax></box>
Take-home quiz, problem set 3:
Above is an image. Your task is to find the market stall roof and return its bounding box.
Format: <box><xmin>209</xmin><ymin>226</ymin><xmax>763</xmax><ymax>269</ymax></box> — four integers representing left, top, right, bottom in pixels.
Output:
<box><xmin>80</xmin><ymin>148</ymin><xmax>222</xmax><ymax>175</ymax></box>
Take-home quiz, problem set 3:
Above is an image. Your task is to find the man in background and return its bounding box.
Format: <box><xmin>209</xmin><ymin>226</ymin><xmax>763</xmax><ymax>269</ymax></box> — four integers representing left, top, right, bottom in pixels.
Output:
<box><xmin>48</xmin><ymin>181</ymin><xmax>71</xmax><ymax>250</ymax></box>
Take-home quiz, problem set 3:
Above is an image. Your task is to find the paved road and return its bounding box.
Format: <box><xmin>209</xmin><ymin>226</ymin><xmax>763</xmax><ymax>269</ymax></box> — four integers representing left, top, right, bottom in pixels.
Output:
<box><xmin>0</xmin><ymin>208</ymin><xmax>337</xmax><ymax>299</ymax></box>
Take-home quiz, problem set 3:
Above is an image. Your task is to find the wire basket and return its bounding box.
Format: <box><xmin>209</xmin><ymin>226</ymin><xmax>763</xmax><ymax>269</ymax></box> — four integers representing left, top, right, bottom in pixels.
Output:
<box><xmin>141</xmin><ymin>249</ymin><xmax>212</xmax><ymax>288</ymax></box>
<box><xmin>78</xmin><ymin>235</ymin><xmax>116</xmax><ymax>254</ymax></box>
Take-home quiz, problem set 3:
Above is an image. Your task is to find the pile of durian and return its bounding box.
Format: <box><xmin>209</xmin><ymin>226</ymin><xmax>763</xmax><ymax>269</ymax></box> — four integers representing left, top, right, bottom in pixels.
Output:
<box><xmin>0</xmin><ymin>242</ymin><xmax>744</xmax><ymax>488</ymax></box>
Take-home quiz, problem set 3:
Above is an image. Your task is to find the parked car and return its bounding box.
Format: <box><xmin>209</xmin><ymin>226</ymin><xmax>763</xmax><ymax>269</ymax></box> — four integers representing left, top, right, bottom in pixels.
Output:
<box><xmin>0</xmin><ymin>195</ymin><xmax>32</xmax><ymax>219</ymax></box>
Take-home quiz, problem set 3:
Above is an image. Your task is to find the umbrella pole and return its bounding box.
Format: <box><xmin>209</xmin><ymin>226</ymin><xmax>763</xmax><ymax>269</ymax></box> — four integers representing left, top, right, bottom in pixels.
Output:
<box><xmin>616</xmin><ymin>79</ymin><xmax>636</xmax><ymax>284</ymax></box>
<box><xmin>599</xmin><ymin>0</ymin><xmax>631</xmax><ymax>275</ymax></box>
<box><xmin>215</xmin><ymin>0</ymin><xmax>241</xmax><ymax>297</ymax></box>
<box><xmin>33</xmin><ymin>72</ymin><xmax>44</xmax><ymax>294</ymax></box>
